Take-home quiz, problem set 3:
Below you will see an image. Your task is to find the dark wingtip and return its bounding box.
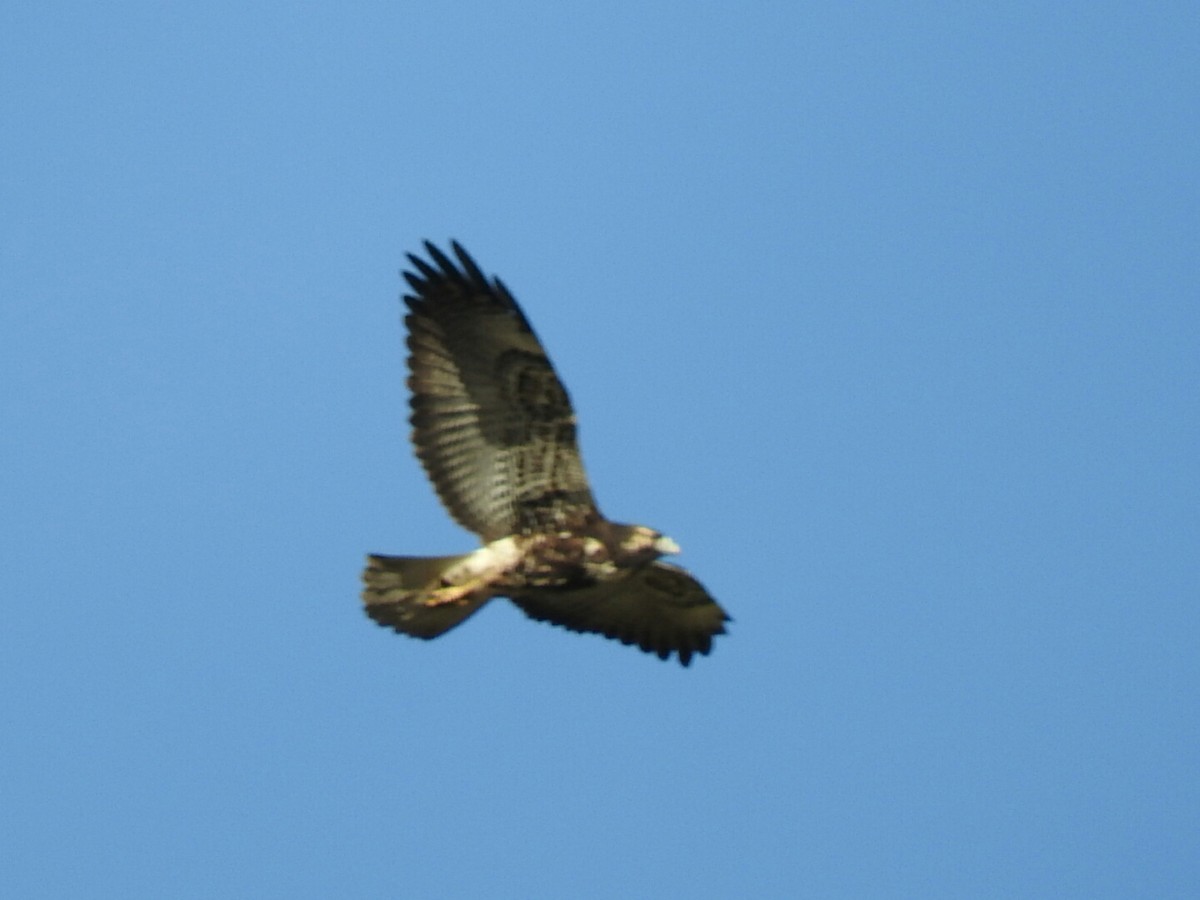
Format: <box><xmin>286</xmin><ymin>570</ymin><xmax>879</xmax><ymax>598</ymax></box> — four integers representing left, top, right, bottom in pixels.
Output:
<box><xmin>423</xmin><ymin>241</ymin><xmax>458</xmax><ymax>277</ymax></box>
<box><xmin>405</xmin><ymin>251</ymin><xmax>438</xmax><ymax>284</ymax></box>
<box><xmin>404</xmin><ymin>240</ymin><xmax>492</xmax><ymax>293</ymax></box>
<box><xmin>451</xmin><ymin>241</ymin><xmax>489</xmax><ymax>287</ymax></box>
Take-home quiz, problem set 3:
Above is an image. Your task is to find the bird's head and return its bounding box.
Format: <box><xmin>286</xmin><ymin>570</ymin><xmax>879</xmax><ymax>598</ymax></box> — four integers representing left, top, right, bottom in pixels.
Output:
<box><xmin>612</xmin><ymin>523</ymin><xmax>680</xmax><ymax>565</ymax></box>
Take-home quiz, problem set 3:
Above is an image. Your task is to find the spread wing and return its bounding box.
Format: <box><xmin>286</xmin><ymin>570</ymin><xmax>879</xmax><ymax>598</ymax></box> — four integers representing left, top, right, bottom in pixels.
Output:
<box><xmin>403</xmin><ymin>242</ymin><xmax>598</xmax><ymax>541</ymax></box>
<box><xmin>509</xmin><ymin>562</ymin><xmax>730</xmax><ymax>666</ymax></box>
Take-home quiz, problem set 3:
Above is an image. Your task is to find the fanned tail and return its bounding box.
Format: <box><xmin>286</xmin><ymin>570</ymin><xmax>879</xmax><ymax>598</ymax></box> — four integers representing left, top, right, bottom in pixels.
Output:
<box><xmin>362</xmin><ymin>554</ymin><xmax>494</xmax><ymax>639</ymax></box>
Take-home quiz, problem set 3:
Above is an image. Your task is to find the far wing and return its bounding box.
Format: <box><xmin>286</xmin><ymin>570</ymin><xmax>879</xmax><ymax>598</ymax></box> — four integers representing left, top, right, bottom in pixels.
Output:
<box><xmin>510</xmin><ymin>562</ymin><xmax>730</xmax><ymax>666</ymax></box>
<box><xmin>403</xmin><ymin>242</ymin><xmax>598</xmax><ymax>540</ymax></box>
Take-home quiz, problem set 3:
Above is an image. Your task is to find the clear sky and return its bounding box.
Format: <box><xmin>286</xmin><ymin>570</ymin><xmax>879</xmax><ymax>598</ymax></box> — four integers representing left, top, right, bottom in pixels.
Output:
<box><xmin>2</xmin><ymin>2</ymin><xmax>1196</xmax><ymax>897</ymax></box>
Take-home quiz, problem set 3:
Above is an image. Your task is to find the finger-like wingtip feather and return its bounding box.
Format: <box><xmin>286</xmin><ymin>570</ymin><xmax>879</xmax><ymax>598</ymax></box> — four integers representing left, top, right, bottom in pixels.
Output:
<box><xmin>423</xmin><ymin>241</ymin><xmax>460</xmax><ymax>279</ymax></box>
<box><xmin>451</xmin><ymin>240</ymin><xmax>488</xmax><ymax>285</ymax></box>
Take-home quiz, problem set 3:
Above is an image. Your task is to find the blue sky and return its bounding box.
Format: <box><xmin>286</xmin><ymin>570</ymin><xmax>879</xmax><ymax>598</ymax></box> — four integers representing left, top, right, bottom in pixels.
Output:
<box><xmin>2</xmin><ymin>2</ymin><xmax>1196</xmax><ymax>897</ymax></box>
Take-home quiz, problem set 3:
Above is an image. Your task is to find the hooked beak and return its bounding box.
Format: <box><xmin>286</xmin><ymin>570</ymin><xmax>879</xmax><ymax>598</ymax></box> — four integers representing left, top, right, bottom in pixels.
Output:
<box><xmin>654</xmin><ymin>535</ymin><xmax>681</xmax><ymax>555</ymax></box>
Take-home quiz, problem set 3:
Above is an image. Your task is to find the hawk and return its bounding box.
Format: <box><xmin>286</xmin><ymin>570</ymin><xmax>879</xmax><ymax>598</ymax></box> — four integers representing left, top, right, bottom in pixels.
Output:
<box><xmin>362</xmin><ymin>241</ymin><xmax>729</xmax><ymax>665</ymax></box>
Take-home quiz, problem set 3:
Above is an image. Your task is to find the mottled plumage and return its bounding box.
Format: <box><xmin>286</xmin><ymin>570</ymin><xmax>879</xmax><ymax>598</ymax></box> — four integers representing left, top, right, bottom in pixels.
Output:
<box><xmin>362</xmin><ymin>241</ymin><xmax>729</xmax><ymax>665</ymax></box>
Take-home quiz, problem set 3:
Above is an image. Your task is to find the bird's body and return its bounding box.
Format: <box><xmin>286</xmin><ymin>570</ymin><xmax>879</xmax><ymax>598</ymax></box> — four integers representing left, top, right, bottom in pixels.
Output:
<box><xmin>362</xmin><ymin>242</ymin><xmax>729</xmax><ymax>665</ymax></box>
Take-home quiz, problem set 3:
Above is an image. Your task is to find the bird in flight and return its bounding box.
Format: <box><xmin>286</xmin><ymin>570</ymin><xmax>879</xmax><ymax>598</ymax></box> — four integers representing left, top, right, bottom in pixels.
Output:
<box><xmin>362</xmin><ymin>241</ymin><xmax>729</xmax><ymax>665</ymax></box>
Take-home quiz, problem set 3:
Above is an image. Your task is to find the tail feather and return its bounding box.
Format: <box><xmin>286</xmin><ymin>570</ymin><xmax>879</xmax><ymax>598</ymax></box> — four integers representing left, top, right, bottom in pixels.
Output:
<box><xmin>362</xmin><ymin>553</ymin><xmax>494</xmax><ymax>639</ymax></box>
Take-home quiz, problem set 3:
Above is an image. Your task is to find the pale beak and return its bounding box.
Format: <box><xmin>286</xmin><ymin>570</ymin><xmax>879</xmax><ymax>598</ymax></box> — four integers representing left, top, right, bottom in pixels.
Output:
<box><xmin>654</xmin><ymin>535</ymin><xmax>681</xmax><ymax>555</ymax></box>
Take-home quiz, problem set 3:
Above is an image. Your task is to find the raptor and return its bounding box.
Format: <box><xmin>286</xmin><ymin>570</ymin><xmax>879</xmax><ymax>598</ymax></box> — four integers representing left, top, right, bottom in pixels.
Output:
<box><xmin>362</xmin><ymin>242</ymin><xmax>729</xmax><ymax>665</ymax></box>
